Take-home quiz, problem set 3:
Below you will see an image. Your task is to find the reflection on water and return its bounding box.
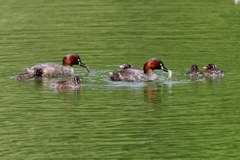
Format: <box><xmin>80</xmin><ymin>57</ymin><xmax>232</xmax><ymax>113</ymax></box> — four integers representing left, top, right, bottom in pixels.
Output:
<box><xmin>62</xmin><ymin>92</ymin><xmax>82</xmax><ymax>107</ymax></box>
<box><xmin>186</xmin><ymin>76</ymin><xmax>204</xmax><ymax>81</ymax></box>
<box><xmin>203</xmin><ymin>76</ymin><xmax>224</xmax><ymax>83</ymax></box>
<box><xmin>144</xmin><ymin>82</ymin><xmax>172</xmax><ymax>104</ymax></box>
<box><xmin>50</xmin><ymin>87</ymin><xmax>82</xmax><ymax>95</ymax></box>
<box><xmin>2</xmin><ymin>65</ymin><xmax>236</xmax><ymax>160</ymax></box>
<box><xmin>144</xmin><ymin>83</ymin><xmax>163</xmax><ymax>104</ymax></box>
<box><xmin>186</xmin><ymin>75</ymin><xmax>224</xmax><ymax>83</ymax></box>
<box><xmin>0</xmin><ymin>0</ymin><xmax>239</xmax><ymax>159</ymax></box>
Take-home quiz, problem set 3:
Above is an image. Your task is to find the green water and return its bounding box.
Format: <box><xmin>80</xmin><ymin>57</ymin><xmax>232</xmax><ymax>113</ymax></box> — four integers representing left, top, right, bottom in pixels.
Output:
<box><xmin>1</xmin><ymin>0</ymin><xmax>240</xmax><ymax>159</ymax></box>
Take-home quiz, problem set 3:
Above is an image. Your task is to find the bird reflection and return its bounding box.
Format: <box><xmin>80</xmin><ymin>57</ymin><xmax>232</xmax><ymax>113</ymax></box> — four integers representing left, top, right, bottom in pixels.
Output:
<box><xmin>50</xmin><ymin>88</ymin><xmax>82</xmax><ymax>95</ymax></box>
<box><xmin>39</xmin><ymin>77</ymin><xmax>82</xmax><ymax>95</ymax></box>
<box><xmin>203</xmin><ymin>76</ymin><xmax>224</xmax><ymax>83</ymax></box>
<box><xmin>31</xmin><ymin>77</ymin><xmax>82</xmax><ymax>95</ymax></box>
<box><xmin>144</xmin><ymin>83</ymin><xmax>163</xmax><ymax>104</ymax></box>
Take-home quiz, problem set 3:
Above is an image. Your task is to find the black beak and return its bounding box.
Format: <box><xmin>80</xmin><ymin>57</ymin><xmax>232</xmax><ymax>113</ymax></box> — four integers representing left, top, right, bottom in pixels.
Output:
<box><xmin>162</xmin><ymin>66</ymin><xmax>168</xmax><ymax>72</ymax></box>
<box><xmin>79</xmin><ymin>61</ymin><xmax>90</xmax><ymax>73</ymax></box>
<box><xmin>79</xmin><ymin>61</ymin><xmax>86</xmax><ymax>67</ymax></box>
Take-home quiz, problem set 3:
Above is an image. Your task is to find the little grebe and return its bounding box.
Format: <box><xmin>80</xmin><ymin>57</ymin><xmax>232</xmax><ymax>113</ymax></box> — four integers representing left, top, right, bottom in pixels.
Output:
<box><xmin>109</xmin><ymin>58</ymin><xmax>169</xmax><ymax>82</ymax></box>
<box><xmin>17</xmin><ymin>53</ymin><xmax>90</xmax><ymax>78</ymax></box>
<box><xmin>203</xmin><ymin>64</ymin><xmax>224</xmax><ymax>77</ymax></box>
<box><xmin>119</xmin><ymin>63</ymin><xmax>142</xmax><ymax>70</ymax></box>
<box><xmin>49</xmin><ymin>76</ymin><xmax>82</xmax><ymax>89</ymax></box>
<box><xmin>186</xmin><ymin>65</ymin><xmax>203</xmax><ymax>77</ymax></box>
<box><xmin>16</xmin><ymin>68</ymin><xmax>45</xmax><ymax>80</ymax></box>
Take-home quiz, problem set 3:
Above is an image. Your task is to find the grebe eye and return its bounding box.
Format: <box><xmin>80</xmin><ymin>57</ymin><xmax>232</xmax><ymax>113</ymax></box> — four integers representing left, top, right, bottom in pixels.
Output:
<box><xmin>159</xmin><ymin>64</ymin><xmax>162</xmax><ymax>69</ymax></box>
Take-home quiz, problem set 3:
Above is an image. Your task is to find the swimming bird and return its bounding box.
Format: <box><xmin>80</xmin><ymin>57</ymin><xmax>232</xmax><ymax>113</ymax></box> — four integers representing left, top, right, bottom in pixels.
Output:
<box><xmin>109</xmin><ymin>58</ymin><xmax>169</xmax><ymax>82</ymax></box>
<box><xmin>186</xmin><ymin>65</ymin><xmax>203</xmax><ymax>77</ymax></box>
<box><xmin>17</xmin><ymin>53</ymin><xmax>90</xmax><ymax>78</ymax></box>
<box><xmin>119</xmin><ymin>63</ymin><xmax>142</xmax><ymax>70</ymax></box>
<box><xmin>16</xmin><ymin>68</ymin><xmax>45</xmax><ymax>80</ymax></box>
<box><xmin>49</xmin><ymin>76</ymin><xmax>82</xmax><ymax>89</ymax></box>
<box><xmin>203</xmin><ymin>64</ymin><xmax>224</xmax><ymax>78</ymax></box>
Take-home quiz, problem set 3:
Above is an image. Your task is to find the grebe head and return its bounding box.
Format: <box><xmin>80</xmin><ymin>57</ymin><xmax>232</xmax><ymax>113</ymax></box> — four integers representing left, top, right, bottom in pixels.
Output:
<box><xmin>62</xmin><ymin>53</ymin><xmax>90</xmax><ymax>73</ymax></box>
<box><xmin>34</xmin><ymin>68</ymin><xmax>45</xmax><ymax>76</ymax></box>
<box><xmin>143</xmin><ymin>58</ymin><xmax>168</xmax><ymax>73</ymax></box>
<box><xmin>203</xmin><ymin>64</ymin><xmax>217</xmax><ymax>70</ymax></box>
<box><xmin>71</xmin><ymin>76</ymin><xmax>82</xmax><ymax>85</ymax></box>
<box><xmin>119</xmin><ymin>63</ymin><xmax>132</xmax><ymax>69</ymax></box>
<box><xmin>191</xmin><ymin>65</ymin><xmax>199</xmax><ymax>71</ymax></box>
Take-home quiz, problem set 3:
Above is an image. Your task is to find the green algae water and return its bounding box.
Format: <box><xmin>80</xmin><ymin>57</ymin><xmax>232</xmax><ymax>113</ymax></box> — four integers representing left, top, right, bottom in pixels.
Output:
<box><xmin>0</xmin><ymin>0</ymin><xmax>240</xmax><ymax>159</ymax></box>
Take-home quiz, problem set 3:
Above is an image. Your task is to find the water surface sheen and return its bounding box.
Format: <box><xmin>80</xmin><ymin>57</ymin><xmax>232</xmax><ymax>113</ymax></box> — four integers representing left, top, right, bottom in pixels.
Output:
<box><xmin>0</xmin><ymin>0</ymin><xmax>240</xmax><ymax>159</ymax></box>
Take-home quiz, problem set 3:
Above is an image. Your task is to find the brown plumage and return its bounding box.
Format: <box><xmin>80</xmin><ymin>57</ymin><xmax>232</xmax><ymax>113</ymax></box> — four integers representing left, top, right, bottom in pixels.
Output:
<box><xmin>17</xmin><ymin>53</ymin><xmax>90</xmax><ymax>78</ymax></box>
<box><xmin>119</xmin><ymin>63</ymin><xmax>142</xmax><ymax>70</ymax></box>
<box><xmin>203</xmin><ymin>64</ymin><xmax>224</xmax><ymax>78</ymax></box>
<box><xmin>49</xmin><ymin>76</ymin><xmax>82</xmax><ymax>89</ymax></box>
<box><xmin>186</xmin><ymin>65</ymin><xmax>203</xmax><ymax>77</ymax></box>
<box><xmin>15</xmin><ymin>68</ymin><xmax>45</xmax><ymax>80</ymax></box>
<box><xmin>109</xmin><ymin>58</ymin><xmax>168</xmax><ymax>82</ymax></box>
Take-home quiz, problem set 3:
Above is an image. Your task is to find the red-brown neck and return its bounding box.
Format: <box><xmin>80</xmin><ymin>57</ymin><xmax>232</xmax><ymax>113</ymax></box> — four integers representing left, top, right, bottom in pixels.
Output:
<box><xmin>143</xmin><ymin>60</ymin><xmax>162</xmax><ymax>74</ymax></box>
<box><xmin>63</xmin><ymin>55</ymin><xmax>79</xmax><ymax>67</ymax></box>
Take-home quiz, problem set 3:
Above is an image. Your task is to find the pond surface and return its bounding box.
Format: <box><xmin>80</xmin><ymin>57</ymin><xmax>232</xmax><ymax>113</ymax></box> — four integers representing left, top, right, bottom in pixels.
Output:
<box><xmin>1</xmin><ymin>0</ymin><xmax>240</xmax><ymax>159</ymax></box>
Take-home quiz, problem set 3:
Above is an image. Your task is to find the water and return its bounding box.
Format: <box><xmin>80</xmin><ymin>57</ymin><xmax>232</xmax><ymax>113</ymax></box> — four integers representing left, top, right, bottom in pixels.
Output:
<box><xmin>0</xmin><ymin>0</ymin><xmax>240</xmax><ymax>159</ymax></box>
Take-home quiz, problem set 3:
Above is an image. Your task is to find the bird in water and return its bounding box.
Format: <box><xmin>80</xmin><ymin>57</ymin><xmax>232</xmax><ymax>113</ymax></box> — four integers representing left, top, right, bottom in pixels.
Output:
<box><xmin>49</xmin><ymin>76</ymin><xmax>82</xmax><ymax>89</ymax></box>
<box><xmin>119</xmin><ymin>63</ymin><xmax>142</xmax><ymax>70</ymax></box>
<box><xmin>16</xmin><ymin>53</ymin><xmax>90</xmax><ymax>78</ymax></box>
<box><xmin>186</xmin><ymin>65</ymin><xmax>204</xmax><ymax>77</ymax></box>
<box><xmin>109</xmin><ymin>58</ymin><xmax>169</xmax><ymax>82</ymax></box>
<box><xmin>203</xmin><ymin>64</ymin><xmax>224</xmax><ymax>78</ymax></box>
<box><xmin>15</xmin><ymin>68</ymin><xmax>45</xmax><ymax>80</ymax></box>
